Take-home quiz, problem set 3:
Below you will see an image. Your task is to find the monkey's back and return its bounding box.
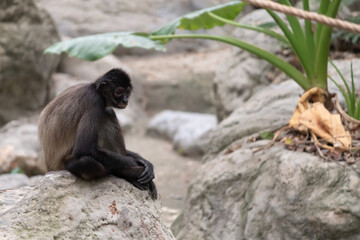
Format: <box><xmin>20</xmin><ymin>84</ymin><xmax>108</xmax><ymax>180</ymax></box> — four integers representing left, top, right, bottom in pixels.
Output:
<box><xmin>38</xmin><ymin>83</ymin><xmax>92</xmax><ymax>171</ymax></box>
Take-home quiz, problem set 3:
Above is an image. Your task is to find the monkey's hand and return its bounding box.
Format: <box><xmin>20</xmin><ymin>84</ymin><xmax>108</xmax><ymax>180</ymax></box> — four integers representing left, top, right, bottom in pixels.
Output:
<box><xmin>135</xmin><ymin>158</ymin><xmax>155</xmax><ymax>185</ymax></box>
<box><xmin>130</xmin><ymin>179</ymin><xmax>158</xmax><ymax>200</ymax></box>
<box><xmin>130</xmin><ymin>180</ymin><xmax>147</xmax><ymax>190</ymax></box>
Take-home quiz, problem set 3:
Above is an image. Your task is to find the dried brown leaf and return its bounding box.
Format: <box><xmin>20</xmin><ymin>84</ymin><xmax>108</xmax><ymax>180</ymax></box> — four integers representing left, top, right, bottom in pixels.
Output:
<box><xmin>288</xmin><ymin>88</ymin><xmax>351</xmax><ymax>152</ymax></box>
<box><xmin>299</xmin><ymin>103</ymin><xmax>351</xmax><ymax>151</ymax></box>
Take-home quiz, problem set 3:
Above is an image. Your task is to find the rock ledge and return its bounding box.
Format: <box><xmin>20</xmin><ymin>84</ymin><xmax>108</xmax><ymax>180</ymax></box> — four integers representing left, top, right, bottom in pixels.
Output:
<box><xmin>0</xmin><ymin>171</ymin><xmax>174</xmax><ymax>240</ymax></box>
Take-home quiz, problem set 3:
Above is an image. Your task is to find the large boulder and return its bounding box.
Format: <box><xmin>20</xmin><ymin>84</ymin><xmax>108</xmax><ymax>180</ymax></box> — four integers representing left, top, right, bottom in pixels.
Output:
<box><xmin>172</xmin><ymin>142</ymin><xmax>360</xmax><ymax>240</ymax></box>
<box><xmin>0</xmin><ymin>171</ymin><xmax>175</xmax><ymax>240</ymax></box>
<box><xmin>0</xmin><ymin>0</ymin><xmax>60</xmax><ymax>125</ymax></box>
<box><xmin>0</xmin><ymin>119</ymin><xmax>45</xmax><ymax>176</ymax></box>
<box><xmin>34</xmin><ymin>0</ymin><xmax>189</xmax><ymax>38</ymax></box>
<box><xmin>213</xmin><ymin>10</ymin><xmax>283</xmax><ymax>120</ymax></box>
<box><xmin>147</xmin><ymin>110</ymin><xmax>217</xmax><ymax>156</ymax></box>
<box><xmin>171</xmin><ymin>56</ymin><xmax>360</xmax><ymax>239</ymax></box>
<box><xmin>208</xmin><ymin>80</ymin><xmax>302</xmax><ymax>156</ymax></box>
<box><xmin>49</xmin><ymin>73</ymin><xmax>88</xmax><ymax>98</ymax></box>
<box><xmin>0</xmin><ymin>173</ymin><xmax>42</xmax><ymax>191</ymax></box>
<box><xmin>122</xmin><ymin>48</ymin><xmax>230</xmax><ymax>114</ymax></box>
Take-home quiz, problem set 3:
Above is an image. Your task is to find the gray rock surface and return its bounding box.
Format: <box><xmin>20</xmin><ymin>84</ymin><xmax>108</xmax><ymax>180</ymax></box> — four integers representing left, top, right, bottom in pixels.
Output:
<box><xmin>0</xmin><ymin>0</ymin><xmax>60</xmax><ymax>125</ymax></box>
<box><xmin>60</xmin><ymin>55</ymin><xmax>130</xmax><ymax>85</ymax></box>
<box><xmin>148</xmin><ymin>110</ymin><xmax>217</xmax><ymax>156</ymax></box>
<box><xmin>0</xmin><ymin>120</ymin><xmax>45</xmax><ymax>176</ymax></box>
<box><xmin>189</xmin><ymin>0</ymin><xmax>232</xmax><ymax>9</ymax></box>
<box><xmin>172</xmin><ymin>142</ymin><xmax>360</xmax><ymax>240</ymax></box>
<box><xmin>0</xmin><ymin>174</ymin><xmax>42</xmax><ymax>191</ymax></box>
<box><xmin>122</xmin><ymin>48</ymin><xmax>231</xmax><ymax>114</ymax></box>
<box><xmin>50</xmin><ymin>73</ymin><xmax>88</xmax><ymax>98</ymax></box>
<box><xmin>208</xmin><ymin>80</ymin><xmax>302</xmax><ymax>156</ymax></box>
<box><xmin>0</xmin><ymin>171</ymin><xmax>175</xmax><ymax>240</ymax></box>
<box><xmin>213</xmin><ymin>9</ymin><xmax>283</xmax><ymax>120</ymax></box>
<box><xmin>34</xmin><ymin>0</ymin><xmax>189</xmax><ymax>38</ymax></box>
<box><xmin>0</xmin><ymin>174</ymin><xmax>29</xmax><ymax>191</ymax></box>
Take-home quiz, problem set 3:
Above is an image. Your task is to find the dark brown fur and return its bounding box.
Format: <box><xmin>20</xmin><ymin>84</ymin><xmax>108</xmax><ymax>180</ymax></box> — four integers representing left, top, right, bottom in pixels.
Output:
<box><xmin>38</xmin><ymin>69</ymin><xmax>156</xmax><ymax>199</ymax></box>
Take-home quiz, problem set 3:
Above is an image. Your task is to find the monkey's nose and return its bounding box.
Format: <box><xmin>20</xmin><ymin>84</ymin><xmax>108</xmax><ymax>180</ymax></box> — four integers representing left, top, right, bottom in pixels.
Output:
<box><xmin>122</xmin><ymin>96</ymin><xmax>128</xmax><ymax>104</ymax></box>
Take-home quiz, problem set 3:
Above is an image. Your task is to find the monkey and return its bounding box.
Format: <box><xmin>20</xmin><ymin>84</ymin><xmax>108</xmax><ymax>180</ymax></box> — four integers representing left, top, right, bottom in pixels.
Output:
<box><xmin>38</xmin><ymin>68</ymin><xmax>157</xmax><ymax>199</ymax></box>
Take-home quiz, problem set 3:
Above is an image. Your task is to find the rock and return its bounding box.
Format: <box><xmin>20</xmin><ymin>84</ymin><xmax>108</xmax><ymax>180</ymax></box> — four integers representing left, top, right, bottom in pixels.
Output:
<box><xmin>34</xmin><ymin>0</ymin><xmax>189</xmax><ymax>38</ymax></box>
<box><xmin>213</xmin><ymin>10</ymin><xmax>283</xmax><ymax>120</ymax></box>
<box><xmin>0</xmin><ymin>0</ymin><xmax>60</xmax><ymax>126</ymax></box>
<box><xmin>190</xmin><ymin>0</ymin><xmax>238</xmax><ymax>9</ymax></box>
<box><xmin>123</xmin><ymin>48</ymin><xmax>231</xmax><ymax>114</ymax></box>
<box><xmin>0</xmin><ymin>174</ymin><xmax>30</xmax><ymax>191</ymax></box>
<box><xmin>50</xmin><ymin>73</ymin><xmax>88</xmax><ymax>98</ymax></box>
<box><xmin>0</xmin><ymin>120</ymin><xmax>45</xmax><ymax>176</ymax></box>
<box><xmin>0</xmin><ymin>174</ymin><xmax>42</xmax><ymax>191</ymax></box>
<box><xmin>0</xmin><ymin>171</ymin><xmax>175</xmax><ymax>240</ymax></box>
<box><xmin>172</xmin><ymin>142</ymin><xmax>360</xmax><ymax>240</ymax></box>
<box><xmin>208</xmin><ymin>80</ymin><xmax>302</xmax><ymax>156</ymax></box>
<box><xmin>60</xmin><ymin>55</ymin><xmax>130</xmax><ymax>84</ymax></box>
<box><xmin>115</xmin><ymin>110</ymin><xmax>133</xmax><ymax>133</ymax></box>
<box><xmin>147</xmin><ymin>110</ymin><xmax>217</xmax><ymax>156</ymax></box>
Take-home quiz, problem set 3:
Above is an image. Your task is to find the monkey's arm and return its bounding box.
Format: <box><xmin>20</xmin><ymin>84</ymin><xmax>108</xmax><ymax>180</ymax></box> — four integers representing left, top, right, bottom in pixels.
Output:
<box><xmin>97</xmin><ymin>148</ymin><xmax>157</xmax><ymax>199</ymax></box>
<box><xmin>96</xmin><ymin>148</ymin><xmax>154</xmax><ymax>183</ymax></box>
<box><xmin>126</xmin><ymin>150</ymin><xmax>155</xmax><ymax>184</ymax></box>
<box><xmin>103</xmin><ymin>108</ymin><xmax>155</xmax><ymax>184</ymax></box>
<box><xmin>66</xmin><ymin>105</ymin><xmax>108</xmax><ymax>179</ymax></box>
<box><xmin>72</xmin><ymin>106</ymin><xmax>104</xmax><ymax>157</ymax></box>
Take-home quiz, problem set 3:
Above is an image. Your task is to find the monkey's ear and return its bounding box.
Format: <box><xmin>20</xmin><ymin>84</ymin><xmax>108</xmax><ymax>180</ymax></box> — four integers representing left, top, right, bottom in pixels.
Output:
<box><xmin>95</xmin><ymin>81</ymin><xmax>107</xmax><ymax>90</ymax></box>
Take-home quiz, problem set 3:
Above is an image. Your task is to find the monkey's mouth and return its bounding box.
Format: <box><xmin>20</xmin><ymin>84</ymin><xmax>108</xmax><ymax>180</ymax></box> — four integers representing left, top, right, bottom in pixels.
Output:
<box><xmin>117</xmin><ymin>102</ymin><xmax>127</xmax><ymax>109</ymax></box>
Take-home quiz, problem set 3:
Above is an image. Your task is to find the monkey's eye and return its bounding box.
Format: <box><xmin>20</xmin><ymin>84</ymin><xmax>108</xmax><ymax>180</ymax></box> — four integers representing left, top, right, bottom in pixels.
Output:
<box><xmin>114</xmin><ymin>87</ymin><xmax>124</xmax><ymax>98</ymax></box>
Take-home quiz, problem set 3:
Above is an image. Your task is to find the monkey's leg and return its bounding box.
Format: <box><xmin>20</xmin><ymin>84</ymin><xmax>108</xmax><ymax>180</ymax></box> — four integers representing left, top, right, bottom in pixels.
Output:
<box><xmin>65</xmin><ymin>156</ymin><xmax>107</xmax><ymax>180</ymax></box>
<box><xmin>97</xmin><ymin>148</ymin><xmax>155</xmax><ymax>183</ymax></box>
<box><xmin>96</xmin><ymin>148</ymin><xmax>143</xmax><ymax>178</ymax></box>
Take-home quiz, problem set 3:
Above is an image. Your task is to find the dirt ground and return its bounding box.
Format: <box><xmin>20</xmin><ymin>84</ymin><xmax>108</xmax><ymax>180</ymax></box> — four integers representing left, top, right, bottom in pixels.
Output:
<box><xmin>125</xmin><ymin>125</ymin><xmax>201</xmax><ymax>227</ymax></box>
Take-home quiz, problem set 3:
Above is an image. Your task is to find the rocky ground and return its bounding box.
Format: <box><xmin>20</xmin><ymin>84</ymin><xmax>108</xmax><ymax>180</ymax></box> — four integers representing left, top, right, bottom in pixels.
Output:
<box><xmin>124</xmin><ymin>120</ymin><xmax>201</xmax><ymax>227</ymax></box>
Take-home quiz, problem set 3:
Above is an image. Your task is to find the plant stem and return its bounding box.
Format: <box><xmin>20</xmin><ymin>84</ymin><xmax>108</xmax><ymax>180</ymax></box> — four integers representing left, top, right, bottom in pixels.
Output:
<box><xmin>150</xmin><ymin>34</ymin><xmax>310</xmax><ymax>90</ymax></box>
<box><xmin>207</xmin><ymin>12</ymin><xmax>289</xmax><ymax>45</ymax></box>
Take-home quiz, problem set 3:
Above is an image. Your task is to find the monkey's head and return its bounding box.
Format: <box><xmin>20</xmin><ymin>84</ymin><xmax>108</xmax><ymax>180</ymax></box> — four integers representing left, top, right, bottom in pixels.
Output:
<box><xmin>96</xmin><ymin>68</ymin><xmax>133</xmax><ymax>109</ymax></box>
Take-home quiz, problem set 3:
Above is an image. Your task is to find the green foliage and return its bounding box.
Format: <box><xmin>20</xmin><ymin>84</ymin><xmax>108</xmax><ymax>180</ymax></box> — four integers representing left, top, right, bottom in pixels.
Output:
<box><xmin>45</xmin><ymin>32</ymin><xmax>165</xmax><ymax>61</ymax></box>
<box><xmin>10</xmin><ymin>167</ymin><xmax>23</xmax><ymax>174</ymax></box>
<box><xmin>329</xmin><ymin>61</ymin><xmax>360</xmax><ymax>120</ymax></box>
<box><xmin>152</xmin><ymin>1</ymin><xmax>247</xmax><ymax>37</ymax></box>
<box><xmin>45</xmin><ymin>0</ymin><xmax>344</xmax><ymax>91</ymax></box>
<box><xmin>259</xmin><ymin>131</ymin><xmax>275</xmax><ymax>140</ymax></box>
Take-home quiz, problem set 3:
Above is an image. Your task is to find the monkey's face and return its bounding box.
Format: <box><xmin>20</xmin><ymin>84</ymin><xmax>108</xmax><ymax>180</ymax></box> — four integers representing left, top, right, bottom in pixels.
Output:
<box><xmin>96</xmin><ymin>68</ymin><xmax>133</xmax><ymax>109</ymax></box>
<box><xmin>112</xmin><ymin>87</ymin><xmax>132</xmax><ymax>109</ymax></box>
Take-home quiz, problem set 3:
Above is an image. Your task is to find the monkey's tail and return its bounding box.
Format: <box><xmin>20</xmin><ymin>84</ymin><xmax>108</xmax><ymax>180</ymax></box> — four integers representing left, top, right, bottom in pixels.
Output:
<box><xmin>149</xmin><ymin>181</ymin><xmax>158</xmax><ymax>200</ymax></box>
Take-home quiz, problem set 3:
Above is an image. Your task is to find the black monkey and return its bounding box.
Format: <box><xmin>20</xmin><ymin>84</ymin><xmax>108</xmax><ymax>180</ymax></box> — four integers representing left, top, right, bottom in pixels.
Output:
<box><xmin>38</xmin><ymin>69</ymin><xmax>157</xmax><ymax>199</ymax></box>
